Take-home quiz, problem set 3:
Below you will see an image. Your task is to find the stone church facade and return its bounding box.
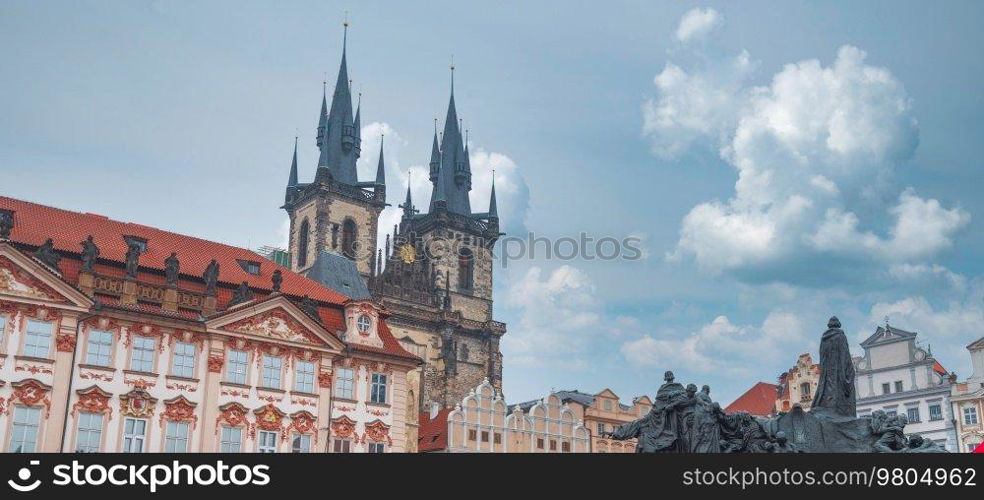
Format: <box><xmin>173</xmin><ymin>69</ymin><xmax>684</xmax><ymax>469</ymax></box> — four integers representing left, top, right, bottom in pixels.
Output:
<box><xmin>280</xmin><ymin>26</ymin><xmax>506</xmax><ymax>450</ymax></box>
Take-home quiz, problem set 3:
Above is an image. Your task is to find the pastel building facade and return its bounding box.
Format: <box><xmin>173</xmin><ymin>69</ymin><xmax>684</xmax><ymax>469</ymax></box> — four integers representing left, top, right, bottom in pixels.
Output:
<box><xmin>419</xmin><ymin>380</ymin><xmax>591</xmax><ymax>452</ymax></box>
<box><xmin>854</xmin><ymin>324</ymin><xmax>956</xmax><ymax>451</ymax></box>
<box><xmin>951</xmin><ymin>336</ymin><xmax>984</xmax><ymax>452</ymax></box>
<box><xmin>0</xmin><ymin>196</ymin><xmax>419</xmax><ymax>453</ymax></box>
<box><xmin>776</xmin><ymin>353</ymin><xmax>820</xmax><ymax>413</ymax></box>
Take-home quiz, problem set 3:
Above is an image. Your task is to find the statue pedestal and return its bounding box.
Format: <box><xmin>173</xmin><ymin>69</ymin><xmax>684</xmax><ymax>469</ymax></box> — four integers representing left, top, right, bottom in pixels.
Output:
<box><xmin>771</xmin><ymin>407</ymin><xmax>877</xmax><ymax>453</ymax></box>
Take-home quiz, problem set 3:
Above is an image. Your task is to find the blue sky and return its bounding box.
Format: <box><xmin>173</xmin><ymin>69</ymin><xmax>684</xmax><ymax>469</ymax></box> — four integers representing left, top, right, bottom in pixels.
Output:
<box><xmin>2</xmin><ymin>1</ymin><xmax>982</xmax><ymax>406</ymax></box>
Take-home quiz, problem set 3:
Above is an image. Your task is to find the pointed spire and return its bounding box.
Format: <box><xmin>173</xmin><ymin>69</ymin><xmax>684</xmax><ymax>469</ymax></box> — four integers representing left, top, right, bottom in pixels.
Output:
<box><xmin>318</xmin><ymin>17</ymin><xmax>359</xmax><ymax>184</ymax></box>
<box><xmin>353</xmin><ymin>92</ymin><xmax>362</xmax><ymax>158</ymax></box>
<box><xmin>285</xmin><ymin>137</ymin><xmax>299</xmax><ymax>204</ymax></box>
<box><xmin>488</xmin><ymin>170</ymin><xmax>498</xmax><ymax>219</ymax></box>
<box><xmin>429</xmin><ymin>119</ymin><xmax>441</xmax><ymax>183</ymax></box>
<box><xmin>400</xmin><ymin>170</ymin><xmax>416</xmax><ymax>219</ymax></box>
<box><xmin>375</xmin><ymin>134</ymin><xmax>386</xmax><ymax>185</ymax></box>
<box><xmin>317</xmin><ymin>80</ymin><xmax>328</xmax><ymax>150</ymax></box>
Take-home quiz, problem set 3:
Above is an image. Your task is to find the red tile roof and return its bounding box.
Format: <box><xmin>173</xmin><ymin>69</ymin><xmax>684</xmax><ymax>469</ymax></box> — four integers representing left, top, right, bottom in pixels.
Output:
<box><xmin>0</xmin><ymin>195</ymin><xmax>347</xmax><ymax>304</ymax></box>
<box><xmin>725</xmin><ymin>382</ymin><xmax>779</xmax><ymax>417</ymax></box>
<box><xmin>1</xmin><ymin>195</ymin><xmax>418</xmax><ymax>362</ymax></box>
<box><xmin>418</xmin><ymin>408</ymin><xmax>452</xmax><ymax>452</ymax></box>
<box><xmin>932</xmin><ymin>360</ymin><xmax>948</xmax><ymax>376</ymax></box>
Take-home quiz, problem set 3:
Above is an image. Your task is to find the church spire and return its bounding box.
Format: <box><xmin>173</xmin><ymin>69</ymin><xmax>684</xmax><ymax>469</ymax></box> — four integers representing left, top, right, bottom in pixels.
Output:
<box><xmin>430</xmin><ymin>60</ymin><xmax>472</xmax><ymax>214</ymax></box>
<box><xmin>488</xmin><ymin>170</ymin><xmax>498</xmax><ymax>219</ymax></box>
<box><xmin>428</xmin><ymin>119</ymin><xmax>440</xmax><ymax>183</ymax></box>
<box><xmin>375</xmin><ymin>134</ymin><xmax>386</xmax><ymax>185</ymax></box>
<box><xmin>316</xmin><ymin>18</ymin><xmax>359</xmax><ymax>185</ymax></box>
<box><xmin>400</xmin><ymin>171</ymin><xmax>416</xmax><ymax>220</ymax></box>
<box><xmin>316</xmin><ymin>80</ymin><xmax>328</xmax><ymax>150</ymax></box>
<box><xmin>285</xmin><ymin>136</ymin><xmax>299</xmax><ymax>204</ymax></box>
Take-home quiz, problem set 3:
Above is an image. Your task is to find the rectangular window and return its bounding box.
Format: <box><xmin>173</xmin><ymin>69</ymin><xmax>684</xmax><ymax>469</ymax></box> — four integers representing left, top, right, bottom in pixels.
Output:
<box><xmin>597</xmin><ymin>423</ymin><xmax>606</xmax><ymax>434</ymax></box>
<box><xmin>881</xmin><ymin>383</ymin><xmax>891</xmax><ymax>395</ymax></box>
<box><xmin>906</xmin><ymin>407</ymin><xmax>920</xmax><ymax>423</ymax></box>
<box><xmin>292</xmin><ymin>434</ymin><xmax>311</xmax><ymax>453</ymax></box>
<box><xmin>294</xmin><ymin>360</ymin><xmax>315</xmax><ymax>393</ymax></box>
<box><xmin>603</xmin><ymin>400</ymin><xmax>612</xmax><ymax>411</ymax></box>
<box><xmin>549</xmin><ymin>439</ymin><xmax>557</xmax><ymax>451</ymax></box>
<box><xmin>929</xmin><ymin>404</ymin><xmax>943</xmax><ymax>421</ymax></box>
<box><xmin>481</xmin><ymin>431</ymin><xmax>489</xmax><ymax>443</ymax></box>
<box><xmin>468</xmin><ymin>429</ymin><xmax>477</xmax><ymax>441</ymax></box>
<box><xmin>885</xmin><ymin>409</ymin><xmax>897</xmax><ymax>417</ymax></box>
<box><xmin>368</xmin><ymin>442</ymin><xmax>385</xmax><ymax>453</ymax></box>
<box><xmin>164</xmin><ymin>421</ymin><xmax>190</xmax><ymax>452</ymax></box>
<box><xmin>537</xmin><ymin>438</ymin><xmax>544</xmax><ymax>449</ymax></box>
<box><xmin>86</xmin><ymin>330</ymin><xmax>113</xmax><ymax>367</ymax></box>
<box><xmin>0</xmin><ymin>316</ymin><xmax>6</xmax><ymax>345</ymax></box>
<box><xmin>964</xmin><ymin>406</ymin><xmax>979</xmax><ymax>425</ymax></box>
<box><xmin>76</xmin><ymin>412</ymin><xmax>103</xmax><ymax>453</ymax></box>
<box><xmin>226</xmin><ymin>349</ymin><xmax>248</xmax><ymax>385</ymax></box>
<box><xmin>334</xmin><ymin>367</ymin><xmax>354</xmax><ymax>399</ymax></box>
<box><xmin>562</xmin><ymin>441</ymin><xmax>571</xmax><ymax>452</ymax></box>
<box><xmin>261</xmin><ymin>355</ymin><xmax>282</xmax><ymax>389</ymax></box>
<box><xmin>130</xmin><ymin>336</ymin><xmax>155</xmax><ymax>373</ymax></box>
<box><xmin>370</xmin><ymin>373</ymin><xmax>387</xmax><ymax>404</ymax></box>
<box><xmin>333</xmin><ymin>439</ymin><xmax>352</xmax><ymax>453</ymax></box>
<box><xmin>220</xmin><ymin>427</ymin><xmax>242</xmax><ymax>453</ymax></box>
<box><xmin>8</xmin><ymin>406</ymin><xmax>42</xmax><ymax>452</ymax></box>
<box><xmin>171</xmin><ymin>341</ymin><xmax>196</xmax><ymax>378</ymax></box>
<box><xmin>894</xmin><ymin>381</ymin><xmax>904</xmax><ymax>393</ymax></box>
<box><xmin>493</xmin><ymin>432</ymin><xmax>502</xmax><ymax>444</ymax></box>
<box><xmin>122</xmin><ymin>418</ymin><xmax>147</xmax><ymax>453</ymax></box>
<box><xmin>23</xmin><ymin>320</ymin><xmax>52</xmax><ymax>358</ymax></box>
<box><xmin>258</xmin><ymin>430</ymin><xmax>277</xmax><ymax>453</ymax></box>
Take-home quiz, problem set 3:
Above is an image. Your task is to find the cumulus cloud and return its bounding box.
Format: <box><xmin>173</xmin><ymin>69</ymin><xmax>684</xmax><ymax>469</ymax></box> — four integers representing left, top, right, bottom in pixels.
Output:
<box><xmin>675</xmin><ymin>7</ymin><xmax>723</xmax><ymax>43</ymax></box>
<box><xmin>647</xmin><ymin>12</ymin><xmax>969</xmax><ymax>282</ymax></box>
<box><xmin>502</xmin><ymin>265</ymin><xmax>601</xmax><ymax>356</ymax></box>
<box><xmin>621</xmin><ymin>311</ymin><xmax>811</xmax><ymax>375</ymax></box>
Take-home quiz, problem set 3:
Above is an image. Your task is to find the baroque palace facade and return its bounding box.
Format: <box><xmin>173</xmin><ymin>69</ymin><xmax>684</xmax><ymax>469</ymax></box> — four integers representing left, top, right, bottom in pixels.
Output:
<box><xmin>0</xmin><ymin>196</ymin><xmax>419</xmax><ymax>453</ymax></box>
<box><xmin>280</xmin><ymin>26</ymin><xmax>506</xmax><ymax>450</ymax></box>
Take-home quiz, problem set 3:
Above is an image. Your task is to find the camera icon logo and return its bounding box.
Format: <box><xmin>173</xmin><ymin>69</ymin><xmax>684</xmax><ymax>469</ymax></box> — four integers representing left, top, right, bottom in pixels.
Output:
<box><xmin>7</xmin><ymin>460</ymin><xmax>41</xmax><ymax>492</ymax></box>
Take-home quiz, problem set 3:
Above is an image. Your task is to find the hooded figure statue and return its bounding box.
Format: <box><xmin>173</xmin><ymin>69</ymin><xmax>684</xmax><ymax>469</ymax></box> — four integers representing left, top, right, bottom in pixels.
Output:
<box><xmin>811</xmin><ymin>316</ymin><xmax>856</xmax><ymax>417</ymax></box>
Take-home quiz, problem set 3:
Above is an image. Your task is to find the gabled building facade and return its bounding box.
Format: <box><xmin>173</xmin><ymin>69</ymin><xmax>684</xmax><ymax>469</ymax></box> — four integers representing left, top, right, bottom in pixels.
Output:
<box><xmin>854</xmin><ymin>323</ymin><xmax>956</xmax><ymax>451</ymax></box>
<box><xmin>951</xmin><ymin>336</ymin><xmax>984</xmax><ymax>452</ymax></box>
<box><xmin>775</xmin><ymin>353</ymin><xmax>820</xmax><ymax>413</ymax></box>
<box><xmin>0</xmin><ymin>195</ymin><xmax>419</xmax><ymax>453</ymax></box>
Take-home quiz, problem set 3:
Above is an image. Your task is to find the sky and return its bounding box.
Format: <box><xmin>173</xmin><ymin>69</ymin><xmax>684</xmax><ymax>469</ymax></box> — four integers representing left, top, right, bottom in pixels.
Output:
<box><xmin>2</xmin><ymin>0</ymin><xmax>983</xmax><ymax>406</ymax></box>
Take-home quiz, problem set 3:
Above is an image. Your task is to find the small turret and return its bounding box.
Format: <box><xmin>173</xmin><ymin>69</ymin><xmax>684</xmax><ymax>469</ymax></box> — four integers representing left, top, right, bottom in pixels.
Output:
<box><xmin>285</xmin><ymin>137</ymin><xmax>299</xmax><ymax>204</ymax></box>
<box><xmin>373</xmin><ymin>134</ymin><xmax>386</xmax><ymax>201</ymax></box>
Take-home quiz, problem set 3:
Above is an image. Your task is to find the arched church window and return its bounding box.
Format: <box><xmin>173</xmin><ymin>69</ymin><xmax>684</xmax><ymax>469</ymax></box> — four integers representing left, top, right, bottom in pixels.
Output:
<box><xmin>342</xmin><ymin>219</ymin><xmax>357</xmax><ymax>260</ymax></box>
<box><xmin>458</xmin><ymin>247</ymin><xmax>474</xmax><ymax>290</ymax></box>
<box><xmin>297</xmin><ymin>219</ymin><xmax>310</xmax><ymax>268</ymax></box>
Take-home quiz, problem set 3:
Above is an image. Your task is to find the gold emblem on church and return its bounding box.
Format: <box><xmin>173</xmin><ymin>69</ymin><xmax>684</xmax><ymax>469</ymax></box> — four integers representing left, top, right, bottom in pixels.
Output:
<box><xmin>398</xmin><ymin>244</ymin><xmax>416</xmax><ymax>264</ymax></box>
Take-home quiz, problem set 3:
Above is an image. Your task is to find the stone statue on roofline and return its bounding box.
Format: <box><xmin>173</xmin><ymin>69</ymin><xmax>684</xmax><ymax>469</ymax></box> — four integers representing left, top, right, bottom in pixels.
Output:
<box><xmin>124</xmin><ymin>241</ymin><xmax>141</xmax><ymax>278</ymax></box>
<box><xmin>603</xmin><ymin>317</ymin><xmax>946</xmax><ymax>453</ymax></box>
<box><xmin>229</xmin><ymin>281</ymin><xmax>253</xmax><ymax>306</ymax></box>
<box><xmin>0</xmin><ymin>210</ymin><xmax>13</xmax><ymax>240</ymax></box>
<box><xmin>33</xmin><ymin>238</ymin><xmax>61</xmax><ymax>271</ymax></box>
<box><xmin>80</xmin><ymin>235</ymin><xmax>99</xmax><ymax>272</ymax></box>
<box><xmin>271</xmin><ymin>269</ymin><xmax>283</xmax><ymax>292</ymax></box>
<box><xmin>203</xmin><ymin>259</ymin><xmax>219</xmax><ymax>296</ymax></box>
<box><xmin>164</xmin><ymin>252</ymin><xmax>180</xmax><ymax>285</ymax></box>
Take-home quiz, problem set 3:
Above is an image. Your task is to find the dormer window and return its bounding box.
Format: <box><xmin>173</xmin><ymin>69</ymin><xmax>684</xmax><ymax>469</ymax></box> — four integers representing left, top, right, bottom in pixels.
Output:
<box><xmin>123</xmin><ymin>236</ymin><xmax>147</xmax><ymax>253</ymax></box>
<box><xmin>237</xmin><ymin>259</ymin><xmax>261</xmax><ymax>275</ymax></box>
<box><xmin>357</xmin><ymin>315</ymin><xmax>371</xmax><ymax>333</ymax></box>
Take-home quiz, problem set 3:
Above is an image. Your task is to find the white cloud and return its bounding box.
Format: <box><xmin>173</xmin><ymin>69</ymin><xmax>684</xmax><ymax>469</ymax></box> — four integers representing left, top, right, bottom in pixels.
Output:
<box><xmin>648</xmin><ymin>11</ymin><xmax>969</xmax><ymax>281</ymax></box>
<box><xmin>621</xmin><ymin>311</ymin><xmax>810</xmax><ymax>375</ymax></box>
<box><xmin>503</xmin><ymin>265</ymin><xmax>600</xmax><ymax>356</ymax></box>
<box><xmin>675</xmin><ymin>7</ymin><xmax>723</xmax><ymax>43</ymax></box>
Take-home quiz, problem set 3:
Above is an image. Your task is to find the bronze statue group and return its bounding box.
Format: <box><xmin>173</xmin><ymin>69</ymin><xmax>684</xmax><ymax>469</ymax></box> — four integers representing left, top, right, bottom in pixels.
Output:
<box><xmin>604</xmin><ymin>317</ymin><xmax>947</xmax><ymax>453</ymax></box>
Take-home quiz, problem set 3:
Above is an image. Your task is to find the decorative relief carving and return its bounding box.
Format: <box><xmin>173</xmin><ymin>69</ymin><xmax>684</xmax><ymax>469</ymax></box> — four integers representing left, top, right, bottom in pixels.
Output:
<box><xmin>72</xmin><ymin>386</ymin><xmax>113</xmax><ymax>420</ymax></box>
<box><xmin>0</xmin><ymin>255</ymin><xmax>65</xmax><ymax>301</ymax></box>
<box><xmin>221</xmin><ymin>387</ymin><xmax>250</xmax><ymax>399</ymax></box>
<box><xmin>331</xmin><ymin>415</ymin><xmax>357</xmax><ymax>439</ymax></box>
<box><xmin>119</xmin><ymin>388</ymin><xmax>157</xmax><ymax>418</ymax></box>
<box><xmin>165</xmin><ymin>381</ymin><xmax>198</xmax><ymax>392</ymax></box>
<box><xmin>318</xmin><ymin>371</ymin><xmax>333</xmax><ymax>389</ymax></box>
<box><xmin>10</xmin><ymin>379</ymin><xmax>52</xmax><ymax>414</ymax></box>
<box><xmin>80</xmin><ymin>371</ymin><xmax>114</xmax><ymax>382</ymax></box>
<box><xmin>207</xmin><ymin>354</ymin><xmax>225</xmax><ymax>373</ymax></box>
<box><xmin>253</xmin><ymin>404</ymin><xmax>286</xmax><ymax>439</ymax></box>
<box><xmin>160</xmin><ymin>396</ymin><xmax>198</xmax><ymax>430</ymax></box>
<box><xmin>363</xmin><ymin>419</ymin><xmax>392</xmax><ymax>445</ymax></box>
<box><xmin>290</xmin><ymin>411</ymin><xmax>318</xmax><ymax>442</ymax></box>
<box><xmin>225</xmin><ymin>308</ymin><xmax>320</xmax><ymax>344</ymax></box>
<box><xmin>55</xmin><ymin>331</ymin><xmax>77</xmax><ymax>352</ymax></box>
<box><xmin>216</xmin><ymin>402</ymin><xmax>252</xmax><ymax>436</ymax></box>
<box><xmin>124</xmin><ymin>378</ymin><xmax>156</xmax><ymax>390</ymax></box>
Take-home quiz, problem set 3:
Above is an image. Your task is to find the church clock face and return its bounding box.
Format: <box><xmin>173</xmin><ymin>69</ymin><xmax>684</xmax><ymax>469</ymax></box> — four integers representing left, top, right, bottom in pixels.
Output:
<box><xmin>398</xmin><ymin>244</ymin><xmax>416</xmax><ymax>264</ymax></box>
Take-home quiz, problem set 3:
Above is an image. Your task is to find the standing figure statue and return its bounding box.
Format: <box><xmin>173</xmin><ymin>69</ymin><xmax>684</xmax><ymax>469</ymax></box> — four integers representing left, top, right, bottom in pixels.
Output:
<box><xmin>812</xmin><ymin>316</ymin><xmax>856</xmax><ymax>417</ymax></box>
<box><xmin>271</xmin><ymin>269</ymin><xmax>283</xmax><ymax>292</ymax></box>
<box><xmin>124</xmin><ymin>242</ymin><xmax>141</xmax><ymax>278</ymax></box>
<box><xmin>0</xmin><ymin>210</ymin><xmax>13</xmax><ymax>239</ymax></box>
<box><xmin>34</xmin><ymin>238</ymin><xmax>61</xmax><ymax>271</ymax></box>
<box><xmin>164</xmin><ymin>252</ymin><xmax>180</xmax><ymax>286</ymax></box>
<box><xmin>80</xmin><ymin>235</ymin><xmax>99</xmax><ymax>272</ymax></box>
<box><xmin>607</xmin><ymin>371</ymin><xmax>691</xmax><ymax>453</ymax></box>
<box><xmin>688</xmin><ymin>388</ymin><xmax>723</xmax><ymax>452</ymax></box>
<box><xmin>203</xmin><ymin>259</ymin><xmax>220</xmax><ymax>296</ymax></box>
